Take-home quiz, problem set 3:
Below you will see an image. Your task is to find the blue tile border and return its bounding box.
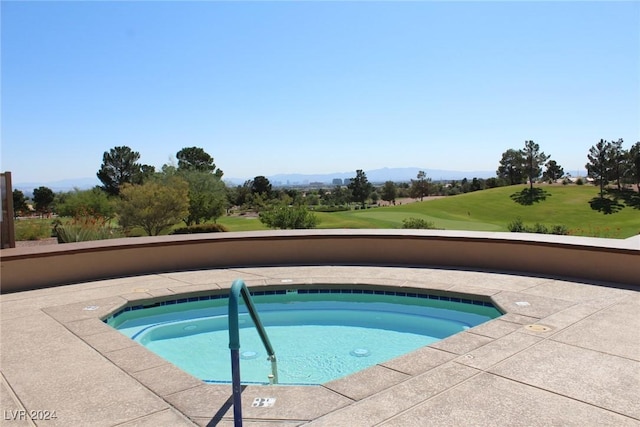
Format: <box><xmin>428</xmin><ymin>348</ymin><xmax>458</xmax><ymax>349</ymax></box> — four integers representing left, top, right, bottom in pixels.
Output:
<box><xmin>104</xmin><ymin>288</ymin><xmax>496</xmax><ymax>323</ymax></box>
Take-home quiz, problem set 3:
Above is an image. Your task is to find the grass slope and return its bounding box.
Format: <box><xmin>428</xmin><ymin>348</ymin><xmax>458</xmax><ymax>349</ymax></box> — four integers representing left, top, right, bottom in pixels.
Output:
<box><xmin>15</xmin><ymin>185</ymin><xmax>637</xmax><ymax>240</ymax></box>
<box><xmin>222</xmin><ymin>185</ymin><xmax>639</xmax><ymax>238</ymax></box>
<box><xmin>387</xmin><ymin>185</ymin><xmax>639</xmax><ymax>237</ymax></box>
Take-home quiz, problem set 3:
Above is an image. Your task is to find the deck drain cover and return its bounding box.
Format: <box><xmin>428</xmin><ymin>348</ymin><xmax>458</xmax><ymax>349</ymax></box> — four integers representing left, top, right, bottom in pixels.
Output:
<box><xmin>525</xmin><ymin>324</ymin><xmax>552</xmax><ymax>332</ymax></box>
<box><xmin>252</xmin><ymin>398</ymin><xmax>276</xmax><ymax>407</ymax></box>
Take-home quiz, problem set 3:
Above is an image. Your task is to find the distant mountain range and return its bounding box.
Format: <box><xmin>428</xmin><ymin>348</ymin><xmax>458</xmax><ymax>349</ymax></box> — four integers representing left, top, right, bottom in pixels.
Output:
<box><xmin>14</xmin><ymin>167</ymin><xmax>499</xmax><ymax>195</ymax></box>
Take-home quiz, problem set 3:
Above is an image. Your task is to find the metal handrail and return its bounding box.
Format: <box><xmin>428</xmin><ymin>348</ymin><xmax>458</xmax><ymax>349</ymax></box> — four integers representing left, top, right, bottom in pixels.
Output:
<box><xmin>228</xmin><ymin>279</ymin><xmax>278</xmax><ymax>426</ymax></box>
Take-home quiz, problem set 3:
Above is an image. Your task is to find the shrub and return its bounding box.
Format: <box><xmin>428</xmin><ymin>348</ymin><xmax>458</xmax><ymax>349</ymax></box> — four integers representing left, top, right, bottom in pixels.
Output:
<box><xmin>401</xmin><ymin>217</ymin><xmax>438</xmax><ymax>229</ymax></box>
<box><xmin>170</xmin><ymin>223</ymin><xmax>229</xmax><ymax>234</ymax></box>
<box><xmin>310</xmin><ymin>205</ymin><xmax>351</xmax><ymax>212</ymax></box>
<box><xmin>56</xmin><ymin>188</ymin><xmax>116</xmax><ymax>219</ymax></box>
<box><xmin>55</xmin><ymin>224</ymin><xmax>122</xmax><ymax>243</ymax></box>
<box><xmin>550</xmin><ymin>225</ymin><xmax>569</xmax><ymax>235</ymax></box>
<box><xmin>576</xmin><ymin>178</ymin><xmax>584</xmax><ymax>185</ymax></box>
<box><xmin>508</xmin><ymin>218</ymin><xmax>570</xmax><ymax>235</ymax></box>
<box><xmin>259</xmin><ymin>205</ymin><xmax>319</xmax><ymax>229</ymax></box>
<box><xmin>532</xmin><ymin>223</ymin><xmax>549</xmax><ymax>234</ymax></box>
<box><xmin>15</xmin><ymin>219</ymin><xmax>52</xmax><ymax>241</ymax></box>
<box><xmin>55</xmin><ymin>214</ymin><xmax>122</xmax><ymax>243</ymax></box>
<box><xmin>507</xmin><ymin>217</ymin><xmax>526</xmax><ymax>232</ymax></box>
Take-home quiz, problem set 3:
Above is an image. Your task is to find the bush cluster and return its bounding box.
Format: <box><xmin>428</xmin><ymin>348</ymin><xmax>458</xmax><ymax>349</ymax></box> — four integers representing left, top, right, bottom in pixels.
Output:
<box><xmin>54</xmin><ymin>214</ymin><xmax>122</xmax><ymax>243</ymax></box>
<box><xmin>507</xmin><ymin>218</ymin><xmax>569</xmax><ymax>235</ymax></box>
<box><xmin>259</xmin><ymin>205</ymin><xmax>319</xmax><ymax>229</ymax></box>
<box><xmin>170</xmin><ymin>223</ymin><xmax>229</xmax><ymax>234</ymax></box>
<box><xmin>14</xmin><ymin>219</ymin><xmax>53</xmax><ymax>241</ymax></box>
<box><xmin>310</xmin><ymin>205</ymin><xmax>351</xmax><ymax>212</ymax></box>
<box><xmin>401</xmin><ymin>217</ymin><xmax>439</xmax><ymax>229</ymax></box>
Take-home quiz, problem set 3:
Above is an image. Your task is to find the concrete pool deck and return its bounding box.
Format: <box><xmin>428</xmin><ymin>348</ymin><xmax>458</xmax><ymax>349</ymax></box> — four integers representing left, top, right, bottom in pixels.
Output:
<box><xmin>1</xmin><ymin>265</ymin><xmax>639</xmax><ymax>426</ymax></box>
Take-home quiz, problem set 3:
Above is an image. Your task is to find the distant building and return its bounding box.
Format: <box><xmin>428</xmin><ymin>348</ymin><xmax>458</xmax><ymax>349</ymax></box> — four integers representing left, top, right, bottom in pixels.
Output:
<box><xmin>332</xmin><ymin>178</ymin><xmax>343</xmax><ymax>186</ymax></box>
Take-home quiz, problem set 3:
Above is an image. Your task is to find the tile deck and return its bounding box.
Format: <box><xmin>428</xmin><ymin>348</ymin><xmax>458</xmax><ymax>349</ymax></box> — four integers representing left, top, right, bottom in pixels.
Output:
<box><xmin>1</xmin><ymin>266</ymin><xmax>638</xmax><ymax>426</ymax></box>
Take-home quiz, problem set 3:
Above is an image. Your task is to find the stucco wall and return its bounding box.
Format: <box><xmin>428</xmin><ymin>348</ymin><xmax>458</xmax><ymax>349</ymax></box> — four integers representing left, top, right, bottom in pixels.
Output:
<box><xmin>1</xmin><ymin>230</ymin><xmax>638</xmax><ymax>293</ymax></box>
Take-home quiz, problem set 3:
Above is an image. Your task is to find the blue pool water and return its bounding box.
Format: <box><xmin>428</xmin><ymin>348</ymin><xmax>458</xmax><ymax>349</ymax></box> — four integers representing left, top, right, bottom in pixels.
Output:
<box><xmin>107</xmin><ymin>290</ymin><xmax>501</xmax><ymax>385</ymax></box>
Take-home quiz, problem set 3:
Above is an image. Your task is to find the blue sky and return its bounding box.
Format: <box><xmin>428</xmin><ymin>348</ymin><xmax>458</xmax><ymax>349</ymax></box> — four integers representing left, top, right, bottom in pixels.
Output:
<box><xmin>2</xmin><ymin>1</ymin><xmax>639</xmax><ymax>184</ymax></box>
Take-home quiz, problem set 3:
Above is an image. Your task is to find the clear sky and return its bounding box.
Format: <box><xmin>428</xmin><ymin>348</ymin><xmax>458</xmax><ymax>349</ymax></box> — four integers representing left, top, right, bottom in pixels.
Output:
<box><xmin>2</xmin><ymin>1</ymin><xmax>639</xmax><ymax>184</ymax></box>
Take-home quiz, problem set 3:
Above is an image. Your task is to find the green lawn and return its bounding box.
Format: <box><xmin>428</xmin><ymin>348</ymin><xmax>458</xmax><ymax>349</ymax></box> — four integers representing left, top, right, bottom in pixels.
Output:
<box><xmin>382</xmin><ymin>185</ymin><xmax>640</xmax><ymax>237</ymax></box>
<box><xmin>217</xmin><ymin>215</ymin><xmax>269</xmax><ymax>232</ymax></box>
<box><xmin>223</xmin><ymin>185</ymin><xmax>640</xmax><ymax>238</ymax></box>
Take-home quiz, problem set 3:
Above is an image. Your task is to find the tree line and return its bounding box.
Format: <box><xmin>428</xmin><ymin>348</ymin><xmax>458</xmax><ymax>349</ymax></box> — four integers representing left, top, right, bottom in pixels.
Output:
<box><xmin>12</xmin><ymin>138</ymin><xmax>640</xmax><ymax>237</ymax></box>
<box><xmin>497</xmin><ymin>139</ymin><xmax>640</xmax><ymax>193</ymax></box>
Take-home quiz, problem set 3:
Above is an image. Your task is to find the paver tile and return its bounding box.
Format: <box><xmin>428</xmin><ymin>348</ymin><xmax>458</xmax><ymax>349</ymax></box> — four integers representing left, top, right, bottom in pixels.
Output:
<box><xmin>1</xmin><ymin>379</ymin><xmax>31</xmax><ymax>427</ymax></box>
<box><xmin>490</xmin><ymin>290</ymin><xmax>575</xmax><ymax>318</ymax></box>
<box><xmin>160</xmin><ymin>270</ymin><xmax>266</xmax><ymax>286</ymax></box>
<box><xmin>0</xmin><ymin>313</ymin><xmax>168</xmax><ymax>427</ymax></box>
<box><xmin>82</xmin><ymin>329</ymin><xmax>139</xmax><ymax>353</ymax></box>
<box><xmin>167</xmin><ymin>384</ymin><xmax>351</xmax><ymax>422</ymax></box>
<box><xmin>41</xmin><ymin>296</ymin><xmax>126</xmax><ymax>324</ymax></box>
<box><xmin>132</xmin><ymin>364</ymin><xmax>203</xmax><ymax>397</ymax></box>
<box><xmin>489</xmin><ymin>340</ymin><xmax>640</xmax><ymax>419</ymax></box>
<box><xmin>307</xmin><ymin>362</ymin><xmax>478</xmax><ymax>426</ymax></box>
<box><xmin>381</xmin><ymin>373</ymin><xmax>638</xmax><ymax>426</ymax></box>
<box><xmin>64</xmin><ymin>317</ymin><xmax>119</xmax><ymax>337</ymax></box>
<box><xmin>428</xmin><ymin>331</ymin><xmax>493</xmax><ymax>355</ymax></box>
<box><xmin>380</xmin><ymin>346</ymin><xmax>456</xmax><ymax>376</ymax></box>
<box><xmin>117</xmin><ymin>409</ymin><xmax>197</xmax><ymax>426</ymax></box>
<box><xmin>550</xmin><ymin>298</ymin><xmax>640</xmax><ymax>361</ymax></box>
<box><xmin>522</xmin><ymin>279</ymin><xmax>634</xmax><ymax>302</ymax></box>
<box><xmin>467</xmin><ymin>318</ymin><xmax>523</xmax><ymax>339</ymax></box>
<box><xmin>104</xmin><ymin>345</ymin><xmax>169</xmax><ymax>373</ymax></box>
<box><xmin>323</xmin><ymin>365</ymin><xmax>410</xmax><ymax>401</ymax></box>
<box><xmin>454</xmin><ymin>332</ymin><xmax>542</xmax><ymax>370</ymax></box>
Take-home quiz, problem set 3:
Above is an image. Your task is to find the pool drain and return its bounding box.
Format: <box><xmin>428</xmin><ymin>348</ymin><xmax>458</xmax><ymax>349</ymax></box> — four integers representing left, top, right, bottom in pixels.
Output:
<box><xmin>350</xmin><ymin>348</ymin><xmax>370</xmax><ymax>357</ymax></box>
<box><xmin>241</xmin><ymin>351</ymin><xmax>259</xmax><ymax>360</ymax></box>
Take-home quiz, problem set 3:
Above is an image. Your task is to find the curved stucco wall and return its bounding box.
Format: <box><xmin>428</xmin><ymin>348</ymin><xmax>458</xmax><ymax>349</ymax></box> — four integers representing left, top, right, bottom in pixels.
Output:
<box><xmin>1</xmin><ymin>230</ymin><xmax>638</xmax><ymax>293</ymax></box>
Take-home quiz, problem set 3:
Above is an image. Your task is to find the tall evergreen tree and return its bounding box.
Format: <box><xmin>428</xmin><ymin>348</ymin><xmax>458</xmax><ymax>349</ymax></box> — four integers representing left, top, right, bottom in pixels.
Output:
<box><xmin>12</xmin><ymin>189</ymin><xmax>28</xmax><ymax>217</ymax></box>
<box><xmin>586</xmin><ymin>139</ymin><xmax>611</xmax><ymax>198</ymax></box>
<box><xmin>250</xmin><ymin>176</ymin><xmax>272</xmax><ymax>198</ymax></box>
<box><xmin>542</xmin><ymin>160</ymin><xmax>564</xmax><ymax>182</ymax></box>
<box><xmin>32</xmin><ymin>186</ymin><xmax>55</xmax><ymax>215</ymax></box>
<box><xmin>607</xmin><ymin>138</ymin><xmax>625</xmax><ymax>190</ymax></box>
<box><xmin>410</xmin><ymin>170</ymin><xmax>430</xmax><ymax>201</ymax></box>
<box><xmin>497</xmin><ymin>149</ymin><xmax>525</xmax><ymax>185</ymax></box>
<box><xmin>348</xmin><ymin>169</ymin><xmax>373</xmax><ymax>208</ymax></box>
<box><xmin>628</xmin><ymin>141</ymin><xmax>640</xmax><ymax>191</ymax></box>
<box><xmin>176</xmin><ymin>146</ymin><xmax>223</xmax><ymax>177</ymax></box>
<box><xmin>97</xmin><ymin>146</ymin><xmax>154</xmax><ymax>196</ymax></box>
<box><xmin>381</xmin><ymin>181</ymin><xmax>397</xmax><ymax>204</ymax></box>
<box><xmin>520</xmin><ymin>140</ymin><xmax>549</xmax><ymax>190</ymax></box>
